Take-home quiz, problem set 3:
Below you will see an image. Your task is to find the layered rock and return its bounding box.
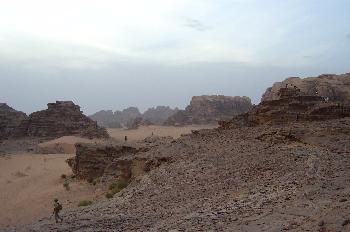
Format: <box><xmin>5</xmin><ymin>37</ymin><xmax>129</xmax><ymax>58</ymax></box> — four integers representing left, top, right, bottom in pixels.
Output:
<box><xmin>164</xmin><ymin>95</ymin><xmax>252</xmax><ymax>125</ymax></box>
<box><xmin>261</xmin><ymin>73</ymin><xmax>350</xmax><ymax>103</ymax></box>
<box><xmin>224</xmin><ymin>86</ymin><xmax>350</xmax><ymax>128</ymax></box>
<box><xmin>0</xmin><ymin>103</ymin><xmax>28</xmax><ymax>140</ymax></box>
<box><xmin>26</xmin><ymin>101</ymin><xmax>109</xmax><ymax>139</ymax></box>
<box><xmin>67</xmin><ymin>143</ymin><xmax>140</xmax><ymax>179</ymax></box>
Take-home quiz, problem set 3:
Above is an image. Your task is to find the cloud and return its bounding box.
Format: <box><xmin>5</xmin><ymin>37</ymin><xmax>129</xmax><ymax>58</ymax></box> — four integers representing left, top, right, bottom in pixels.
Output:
<box><xmin>184</xmin><ymin>18</ymin><xmax>210</xmax><ymax>31</ymax></box>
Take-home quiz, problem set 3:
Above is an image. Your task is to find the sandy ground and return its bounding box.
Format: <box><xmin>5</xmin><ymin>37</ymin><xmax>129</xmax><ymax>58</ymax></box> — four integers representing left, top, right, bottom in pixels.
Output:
<box><xmin>0</xmin><ymin>125</ymin><xmax>216</xmax><ymax>229</ymax></box>
<box><xmin>0</xmin><ymin>154</ymin><xmax>98</xmax><ymax>229</ymax></box>
<box><xmin>37</xmin><ymin>136</ymin><xmax>104</xmax><ymax>154</ymax></box>
<box><xmin>108</xmin><ymin>124</ymin><xmax>217</xmax><ymax>141</ymax></box>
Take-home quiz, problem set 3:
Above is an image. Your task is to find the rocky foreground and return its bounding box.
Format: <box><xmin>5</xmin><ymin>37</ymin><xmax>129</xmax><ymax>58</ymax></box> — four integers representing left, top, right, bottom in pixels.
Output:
<box><xmin>8</xmin><ymin>115</ymin><xmax>350</xmax><ymax>231</ymax></box>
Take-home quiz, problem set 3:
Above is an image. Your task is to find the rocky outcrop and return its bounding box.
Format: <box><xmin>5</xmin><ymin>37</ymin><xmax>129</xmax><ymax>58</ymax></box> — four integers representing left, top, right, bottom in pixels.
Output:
<box><xmin>223</xmin><ymin>86</ymin><xmax>350</xmax><ymax>128</ymax></box>
<box><xmin>0</xmin><ymin>103</ymin><xmax>28</xmax><ymax>140</ymax></box>
<box><xmin>67</xmin><ymin>143</ymin><xmax>140</xmax><ymax>179</ymax></box>
<box><xmin>164</xmin><ymin>95</ymin><xmax>252</xmax><ymax>125</ymax></box>
<box><xmin>26</xmin><ymin>101</ymin><xmax>109</xmax><ymax>139</ymax></box>
<box><xmin>261</xmin><ymin>73</ymin><xmax>350</xmax><ymax>103</ymax></box>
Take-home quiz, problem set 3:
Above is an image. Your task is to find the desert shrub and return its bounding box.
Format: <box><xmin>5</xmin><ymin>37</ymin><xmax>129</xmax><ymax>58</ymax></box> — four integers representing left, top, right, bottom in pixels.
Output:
<box><xmin>92</xmin><ymin>180</ymin><xmax>97</xmax><ymax>186</ymax></box>
<box><xmin>63</xmin><ymin>181</ymin><xmax>70</xmax><ymax>191</ymax></box>
<box><xmin>107</xmin><ymin>179</ymin><xmax>128</xmax><ymax>197</ymax></box>
<box><xmin>87</xmin><ymin>177</ymin><xmax>94</xmax><ymax>183</ymax></box>
<box><xmin>78</xmin><ymin>200</ymin><xmax>92</xmax><ymax>207</ymax></box>
<box><xmin>61</xmin><ymin>174</ymin><xmax>67</xmax><ymax>179</ymax></box>
<box><xmin>105</xmin><ymin>192</ymin><xmax>113</xmax><ymax>199</ymax></box>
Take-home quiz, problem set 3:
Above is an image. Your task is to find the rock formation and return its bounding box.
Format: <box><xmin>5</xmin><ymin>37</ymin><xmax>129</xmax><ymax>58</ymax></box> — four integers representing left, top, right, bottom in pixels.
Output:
<box><xmin>25</xmin><ymin>101</ymin><xmax>109</xmax><ymax>139</ymax></box>
<box><xmin>261</xmin><ymin>72</ymin><xmax>350</xmax><ymax>103</ymax></box>
<box><xmin>90</xmin><ymin>106</ymin><xmax>178</xmax><ymax>128</ymax></box>
<box><xmin>142</xmin><ymin>106</ymin><xmax>179</xmax><ymax>124</ymax></box>
<box><xmin>67</xmin><ymin>143</ymin><xmax>140</xmax><ymax>179</ymax></box>
<box><xmin>89</xmin><ymin>110</ymin><xmax>122</xmax><ymax>128</ymax></box>
<box><xmin>223</xmin><ymin>85</ymin><xmax>350</xmax><ymax>128</ymax></box>
<box><xmin>0</xmin><ymin>103</ymin><xmax>28</xmax><ymax>140</ymax></box>
<box><xmin>164</xmin><ymin>95</ymin><xmax>252</xmax><ymax>125</ymax></box>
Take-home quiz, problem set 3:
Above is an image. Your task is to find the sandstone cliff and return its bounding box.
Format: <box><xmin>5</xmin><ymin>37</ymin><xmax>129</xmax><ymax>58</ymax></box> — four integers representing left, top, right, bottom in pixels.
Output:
<box><xmin>222</xmin><ymin>86</ymin><xmax>350</xmax><ymax>129</ymax></box>
<box><xmin>0</xmin><ymin>103</ymin><xmax>28</xmax><ymax>140</ymax></box>
<box><xmin>164</xmin><ymin>95</ymin><xmax>252</xmax><ymax>125</ymax></box>
<box><xmin>25</xmin><ymin>101</ymin><xmax>109</xmax><ymax>139</ymax></box>
<box><xmin>261</xmin><ymin>73</ymin><xmax>350</xmax><ymax>103</ymax></box>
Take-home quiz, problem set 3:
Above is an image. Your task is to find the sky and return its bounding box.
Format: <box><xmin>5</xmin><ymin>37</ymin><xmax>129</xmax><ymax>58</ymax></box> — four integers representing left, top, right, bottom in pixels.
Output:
<box><xmin>0</xmin><ymin>0</ymin><xmax>349</xmax><ymax>114</ymax></box>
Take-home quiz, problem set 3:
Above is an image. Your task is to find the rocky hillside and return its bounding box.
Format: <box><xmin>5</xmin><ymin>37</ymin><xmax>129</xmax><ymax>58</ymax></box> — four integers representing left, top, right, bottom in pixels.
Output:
<box><xmin>262</xmin><ymin>72</ymin><xmax>350</xmax><ymax>103</ymax></box>
<box><xmin>0</xmin><ymin>103</ymin><xmax>28</xmax><ymax>140</ymax></box>
<box><xmin>11</xmin><ymin>116</ymin><xmax>350</xmax><ymax>231</ymax></box>
<box><xmin>90</xmin><ymin>106</ymin><xmax>178</xmax><ymax>128</ymax></box>
<box><xmin>164</xmin><ymin>95</ymin><xmax>252</xmax><ymax>125</ymax></box>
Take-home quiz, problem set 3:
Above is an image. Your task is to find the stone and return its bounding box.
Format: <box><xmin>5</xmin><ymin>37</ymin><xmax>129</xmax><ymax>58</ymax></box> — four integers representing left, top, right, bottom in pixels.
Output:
<box><xmin>164</xmin><ymin>95</ymin><xmax>253</xmax><ymax>125</ymax></box>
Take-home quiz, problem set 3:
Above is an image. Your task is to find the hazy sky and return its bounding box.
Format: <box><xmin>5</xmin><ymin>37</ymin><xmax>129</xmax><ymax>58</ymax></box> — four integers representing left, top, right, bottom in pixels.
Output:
<box><xmin>0</xmin><ymin>0</ymin><xmax>349</xmax><ymax>114</ymax></box>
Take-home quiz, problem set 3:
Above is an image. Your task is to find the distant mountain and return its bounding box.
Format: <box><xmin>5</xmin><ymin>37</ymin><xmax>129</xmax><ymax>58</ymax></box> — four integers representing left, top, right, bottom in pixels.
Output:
<box><xmin>89</xmin><ymin>106</ymin><xmax>178</xmax><ymax>128</ymax></box>
<box><xmin>164</xmin><ymin>95</ymin><xmax>253</xmax><ymax>126</ymax></box>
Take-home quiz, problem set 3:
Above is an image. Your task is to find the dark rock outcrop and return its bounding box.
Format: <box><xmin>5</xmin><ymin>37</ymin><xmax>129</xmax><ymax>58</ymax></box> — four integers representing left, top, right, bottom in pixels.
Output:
<box><xmin>0</xmin><ymin>103</ymin><xmax>28</xmax><ymax>140</ymax></box>
<box><xmin>26</xmin><ymin>101</ymin><xmax>109</xmax><ymax>139</ymax></box>
<box><xmin>67</xmin><ymin>143</ymin><xmax>140</xmax><ymax>179</ymax></box>
<box><xmin>164</xmin><ymin>95</ymin><xmax>252</xmax><ymax>125</ymax></box>
<box><xmin>261</xmin><ymin>73</ymin><xmax>350</xmax><ymax>103</ymax></box>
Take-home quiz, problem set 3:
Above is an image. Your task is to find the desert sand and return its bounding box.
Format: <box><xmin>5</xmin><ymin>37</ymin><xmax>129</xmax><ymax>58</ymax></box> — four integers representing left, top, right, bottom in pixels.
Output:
<box><xmin>0</xmin><ymin>125</ymin><xmax>216</xmax><ymax>229</ymax></box>
<box><xmin>108</xmin><ymin>124</ymin><xmax>217</xmax><ymax>141</ymax></box>
<box><xmin>0</xmin><ymin>154</ymin><xmax>97</xmax><ymax>228</ymax></box>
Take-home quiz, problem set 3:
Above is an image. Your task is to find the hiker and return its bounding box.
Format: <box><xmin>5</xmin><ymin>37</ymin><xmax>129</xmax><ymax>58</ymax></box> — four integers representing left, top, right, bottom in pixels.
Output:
<box><xmin>124</xmin><ymin>135</ymin><xmax>128</xmax><ymax>142</ymax></box>
<box><xmin>53</xmin><ymin>199</ymin><xmax>63</xmax><ymax>223</ymax></box>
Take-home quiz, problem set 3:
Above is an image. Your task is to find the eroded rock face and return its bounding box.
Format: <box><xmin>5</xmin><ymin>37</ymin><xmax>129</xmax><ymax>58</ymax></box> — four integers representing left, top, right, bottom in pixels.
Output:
<box><xmin>0</xmin><ymin>103</ymin><xmax>28</xmax><ymax>140</ymax></box>
<box><xmin>165</xmin><ymin>95</ymin><xmax>252</xmax><ymax>125</ymax></box>
<box><xmin>26</xmin><ymin>101</ymin><xmax>109</xmax><ymax>139</ymax></box>
<box><xmin>224</xmin><ymin>87</ymin><xmax>350</xmax><ymax>128</ymax></box>
<box><xmin>261</xmin><ymin>73</ymin><xmax>350</xmax><ymax>103</ymax></box>
<box><xmin>67</xmin><ymin>143</ymin><xmax>140</xmax><ymax>179</ymax></box>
